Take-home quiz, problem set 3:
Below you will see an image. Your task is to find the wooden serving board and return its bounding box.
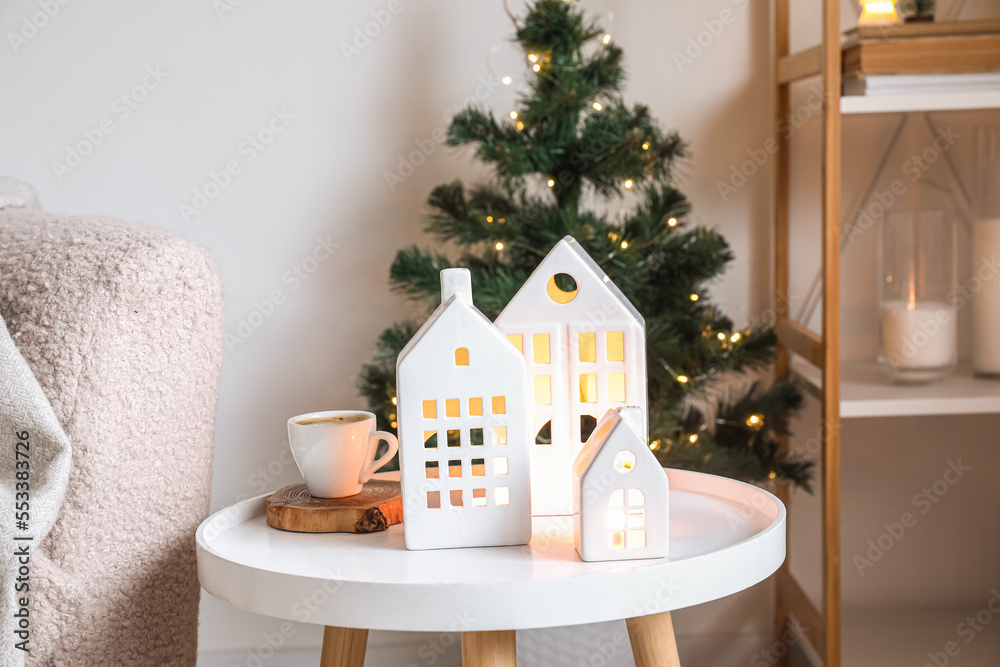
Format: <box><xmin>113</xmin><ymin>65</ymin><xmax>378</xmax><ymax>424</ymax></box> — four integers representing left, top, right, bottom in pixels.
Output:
<box><xmin>265</xmin><ymin>480</ymin><xmax>403</xmax><ymax>533</ymax></box>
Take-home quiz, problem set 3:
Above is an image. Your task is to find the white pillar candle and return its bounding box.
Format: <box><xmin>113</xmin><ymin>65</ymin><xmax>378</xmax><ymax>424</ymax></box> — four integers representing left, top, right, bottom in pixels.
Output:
<box><xmin>880</xmin><ymin>300</ymin><xmax>957</xmax><ymax>375</ymax></box>
<box><xmin>972</xmin><ymin>218</ymin><xmax>1000</xmax><ymax>375</ymax></box>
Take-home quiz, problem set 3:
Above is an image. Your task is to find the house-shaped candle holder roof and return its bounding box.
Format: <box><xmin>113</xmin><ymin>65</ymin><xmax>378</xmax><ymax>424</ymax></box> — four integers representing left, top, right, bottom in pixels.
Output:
<box><xmin>396</xmin><ymin>269</ymin><xmax>531</xmax><ymax>550</ymax></box>
<box><xmin>495</xmin><ymin>236</ymin><xmax>648</xmax><ymax>516</ymax></box>
<box><xmin>573</xmin><ymin>406</ymin><xmax>669</xmax><ymax>562</ymax></box>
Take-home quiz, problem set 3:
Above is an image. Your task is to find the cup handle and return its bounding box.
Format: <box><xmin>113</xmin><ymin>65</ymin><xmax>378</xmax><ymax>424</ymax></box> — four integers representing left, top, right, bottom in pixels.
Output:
<box><xmin>360</xmin><ymin>430</ymin><xmax>399</xmax><ymax>484</ymax></box>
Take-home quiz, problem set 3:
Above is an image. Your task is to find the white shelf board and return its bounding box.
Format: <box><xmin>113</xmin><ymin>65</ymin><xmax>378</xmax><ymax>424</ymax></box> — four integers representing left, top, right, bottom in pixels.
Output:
<box><xmin>791</xmin><ymin>356</ymin><xmax>1000</xmax><ymax>418</ymax></box>
<box><xmin>841</xmin><ymin>90</ymin><xmax>1000</xmax><ymax>115</ymax></box>
<box><xmin>842</xmin><ymin>606</ymin><xmax>1000</xmax><ymax>667</ymax></box>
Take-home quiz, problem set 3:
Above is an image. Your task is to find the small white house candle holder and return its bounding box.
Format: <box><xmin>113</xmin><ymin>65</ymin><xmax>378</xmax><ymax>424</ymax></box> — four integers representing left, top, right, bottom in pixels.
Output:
<box><xmin>878</xmin><ymin>211</ymin><xmax>958</xmax><ymax>384</ymax></box>
<box><xmin>495</xmin><ymin>236</ymin><xmax>647</xmax><ymax>517</ymax></box>
<box><xmin>396</xmin><ymin>269</ymin><xmax>531</xmax><ymax>550</ymax></box>
<box><xmin>573</xmin><ymin>406</ymin><xmax>668</xmax><ymax>562</ymax></box>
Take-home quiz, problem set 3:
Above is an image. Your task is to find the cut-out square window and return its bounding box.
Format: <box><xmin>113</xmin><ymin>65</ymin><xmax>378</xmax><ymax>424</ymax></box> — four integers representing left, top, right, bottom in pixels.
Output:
<box><xmin>424</xmin><ymin>431</ymin><xmax>438</xmax><ymax>449</ymax></box>
<box><xmin>448</xmin><ymin>459</ymin><xmax>462</xmax><ymax>477</ymax></box>
<box><xmin>534</xmin><ymin>417</ymin><xmax>552</xmax><ymax>445</ymax></box>
<box><xmin>607</xmin><ymin>509</ymin><xmax>626</xmax><ymax>530</ymax></box>
<box><xmin>580</xmin><ymin>414</ymin><xmax>597</xmax><ymax>443</ymax></box>
<box><xmin>508</xmin><ymin>334</ymin><xmax>523</xmax><ymax>353</ymax></box>
<box><xmin>470</xmin><ymin>427</ymin><xmax>484</xmax><ymax>446</ymax></box>
<box><xmin>494</xmin><ymin>456</ymin><xmax>508</xmax><ymax>475</ymax></box>
<box><xmin>494</xmin><ymin>487</ymin><xmax>510</xmax><ymax>506</ymax></box>
<box><xmin>450</xmin><ymin>489</ymin><xmax>464</xmax><ymax>507</ymax></box>
<box><xmin>629</xmin><ymin>509</ymin><xmax>646</xmax><ymax>528</ymax></box>
<box><xmin>609</xmin><ymin>489</ymin><xmax>624</xmax><ymax>508</ymax></box>
<box><xmin>447</xmin><ymin>429</ymin><xmax>461</xmax><ymax>448</ymax></box>
<box><xmin>469</xmin><ymin>397</ymin><xmax>483</xmax><ymax>416</ymax></box>
<box><xmin>608</xmin><ymin>373</ymin><xmax>626</xmax><ymax>403</ymax></box>
<box><xmin>422</xmin><ymin>400</ymin><xmax>436</xmax><ymax>419</ymax></box>
<box><xmin>446</xmin><ymin>398</ymin><xmax>460</xmax><ymax>418</ymax></box>
<box><xmin>580</xmin><ymin>374</ymin><xmax>597</xmax><ymax>403</ymax></box>
<box><xmin>425</xmin><ymin>461</ymin><xmax>439</xmax><ymax>479</ymax></box>
<box><xmin>427</xmin><ymin>491</ymin><xmax>441</xmax><ymax>509</ymax></box>
<box><xmin>578</xmin><ymin>332</ymin><xmax>596</xmax><ymax>362</ymax></box>
<box><xmin>607</xmin><ymin>332</ymin><xmax>625</xmax><ymax>362</ymax></box>
<box><xmin>534</xmin><ymin>375</ymin><xmax>552</xmax><ymax>405</ymax></box>
<box><xmin>610</xmin><ymin>531</ymin><xmax>625</xmax><ymax>548</ymax></box>
<box><xmin>473</xmin><ymin>488</ymin><xmax>487</xmax><ymax>507</ymax></box>
<box><xmin>492</xmin><ymin>396</ymin><xmax>506</xmax><ymax>415</ymax></box>
<box><xmin>455</xmin><ymin>347</ymin><xmax>469</xmax><ymax>366</ymax></box>
<box><xmin>629</xmin><ymin>489</ymin><xmax>645</xmax><ymax>506</ymax></box>
<box><xmin>629</xmin><ymin>530</ymin><xmax>646</xmax><ymax>548</ymax></box>
<box><xmin>492</xmin><ymin>426</ymin><xmax>507</xmax><ymax>445</ymax></box>
<box><xmin>532</xmin><ymin>334</ymin><xmax>550</xmax><ymax>364</ymax></box>
<box><xmin>471</xmin><ymin>458</ymin><xmax>485</xmax><ymax>476</ymax></box>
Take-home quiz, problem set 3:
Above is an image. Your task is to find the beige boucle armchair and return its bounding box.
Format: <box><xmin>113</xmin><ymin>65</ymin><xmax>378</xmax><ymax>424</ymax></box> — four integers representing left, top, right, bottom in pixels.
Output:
<box><xmin>0</xmin><ymin>209</ymin><xmax>223</xmax><ymax>665</ymax></box>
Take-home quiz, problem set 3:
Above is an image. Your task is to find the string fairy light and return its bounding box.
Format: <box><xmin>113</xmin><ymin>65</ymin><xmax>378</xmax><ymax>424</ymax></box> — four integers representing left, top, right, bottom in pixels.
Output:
<box><xmin>624</xmin><ymin>179</ymin><xmax>633</xmax><ymax>189</ymax></box>
<box><xmin>642</xmin><ymin>142</ymin><xmax>650</xmax><ymax>150</ymax></box>
<box><xmin>677</xmin><ymin>375</ymin><xmax>689</xmax><ymax>383</ymax></box>
<box><xmin>717</xmin><ymin>332</ymin><xmax>726</xmax><ymax>340</ymax></box>
<box><xmin>502</xmin><ymin>76</ymin><xmax>512</xmax><ymax>85</ymax></box>
<box><xmin>731</xmin><ymin>332</ymin><xmax>741</xmax><ymax>342</ymax></box>
<box><xmin>547</xmin><ymin>178</ymin><xmax>555</xmax><ymax>187</ymax></box>
<box><xmin>487</xmin><ymin>216</ymin><xmax>494</xmax><ymax>223</ymax></box>
<box><xmin>510</xmin><ymin>111</ymin><xmax>518</xmax><ymax>119</ymax></box>
<box><xmin>690</xmin><ymin>294</ymin><xmax>699</xmax><ymax>302</ymax></box>
<box><xmin>688</xmin><ymin>434</ymin><xmax>698</xmax><ymax>443</ymax></box>
<box><xmin>495</xmin><ymin>242</ymin><xmax>504</xmax><ymax>251</ymax></box>
<box><xmin>516</xmin><ymin>121</ymin><xmax>524</xmax><ymax>131</ymax></box>
<box><xmin>603</xmin><ymin>33</ymin><xmax>611</xmax><ymax>44</ymax></box>
<box><xmin>667</xmin><ymin>217</ymin><xmax>678</xmax><ymax>227</ymax></box>
<box><xmin>620</xmin><ymin>240</ymin><xmax>629</xmax><ymax>249</ymax></box>
<box><xmin>592</xmin><ymin>102</ymin><xmax>603</xmax><ymax>111</ymax></box>
<box><xmin>528</xmin><ymin>53</ymin><xmax>538</xmax><ymax>62</ymax></box>
<box><xmin>533</xmin><ymin>63</ymin><xmax>541</xmax><ymax>72</ymax></box>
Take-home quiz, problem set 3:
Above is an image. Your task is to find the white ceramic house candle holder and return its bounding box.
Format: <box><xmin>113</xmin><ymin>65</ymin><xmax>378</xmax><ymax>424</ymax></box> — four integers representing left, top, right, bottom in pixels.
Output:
<box><xmin>396</xmin><ymin>268</ymin><xmax>532</xmax><ymax>550</ymax></box>
<box><xmin>495</xmin><ymin>236</ymin><xmax>647</xmax><ymax>516</ymax></box>
<box><xmin>573</xmin><ymin>406</ymin><xmax>668</xmax><ymax>562</ymax></box>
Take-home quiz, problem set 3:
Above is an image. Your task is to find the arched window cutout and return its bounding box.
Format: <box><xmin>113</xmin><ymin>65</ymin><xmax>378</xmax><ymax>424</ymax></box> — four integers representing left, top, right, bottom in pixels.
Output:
<box><xmin>455</xmin><ymin>347</ymin><xmax>469</xmax><ymax>366</ymax></box>
<box><xmin>546</xmin><ymin>273</ymin><xmax>579</xmax><ymax>304</ymax></box>
<box><xmin>614</xmin><ymin>450</ymin><xmax>636</xmax><ymax>473</ymax></box>
<box><xmin>628</xmin><ymin>488</ymin><xmax>644</xmax><ymax>505</ymax></box>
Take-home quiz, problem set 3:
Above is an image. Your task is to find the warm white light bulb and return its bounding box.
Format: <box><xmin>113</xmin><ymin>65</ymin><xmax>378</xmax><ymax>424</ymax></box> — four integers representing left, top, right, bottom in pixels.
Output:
<box><xmin>690</xmin><ymin>294</ymin><xmax>699</xmax><ymax>301</ymax></box>
<box><xmin>642</xmin><ymin>142</ymin><xmax>650</xmax><ymax>150</ymax></box>
<box><xmin>667</xmin><ymin>217</ymin><xmax>678</xmax><ymax>227</ymax></box>
<box><xmin>677</xmin><ymin>375</ymin><xmax>689</xmax><ymax>383</ymax></box>
<box><xmin>495</xmin><ymin>242</ymin><xmax>504</xmax><ymax>251</ymax></box>
<box><xmin>620</xmin><ymin>240</ymin><xmax>628</xmax><ymax>249</ymax></box>
<box><xmin>624</xmin><ymin>179</ymin><xmax>633</xmax><ymax>189</ymax></box>
<box><xmin>516</xmin><ymin>121</ymin><xmax>524</xmax><ymax>131</ymax></box>
<box><xmin>533</xmin><ymin>63</ymin><xmax>541</xmax><ymax>72</ymax></box>
<box><xmin>592</xmin><ymin>102</ymin><xmax>603</xmax><ymax>110</ymax></box>
<box><xmin>547</xmin><ymin>179</ymin><xmax>555</xmax><ymax>187</ymax></box>
<box><xmin>603</xmin><ymin>34</ymin><xmax>611</xmax><ymax>44</ymax></box>
<box><xmin>528</xmin><ymin>54</ymin><xmax>538</xmax><ymax>62</ymax></box>
<box><xmin>510</xmin><ymin>111</ymin><xmax>518</xmax><ymax>119</ymax></box>
<box><xmin>689</xmin><ymin>434</ymin><xmax>698</xmax><ymax>443</ymax></box>
<box><xmin>731</xmin><ymin>332</ymin><xmax>741</xmax><ymax>342</ymax></box>
<box><xmin>502</xmin><ymin>76</ymin><xmax>512</xmax><ymax>85</ymax></box>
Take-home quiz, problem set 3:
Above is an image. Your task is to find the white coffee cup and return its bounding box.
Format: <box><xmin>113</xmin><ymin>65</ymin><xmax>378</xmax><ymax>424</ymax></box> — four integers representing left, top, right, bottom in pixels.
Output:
<box><xmin>287</xmin><ymin>410</ymin><xmax>398</xmax><ymax>498</ymax></box>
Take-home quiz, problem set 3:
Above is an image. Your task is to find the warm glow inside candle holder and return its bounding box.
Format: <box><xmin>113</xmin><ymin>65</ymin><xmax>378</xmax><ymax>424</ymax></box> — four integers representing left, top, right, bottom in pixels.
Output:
<box><xmin>859</xmin><ymin>0</ymin><xmax>900</xmax><ymax>25</ymax></box>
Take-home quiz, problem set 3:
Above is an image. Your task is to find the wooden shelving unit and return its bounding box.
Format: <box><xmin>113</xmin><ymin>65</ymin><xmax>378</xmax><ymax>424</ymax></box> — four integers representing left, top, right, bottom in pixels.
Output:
<box><xmin>772</xmin><ymin>6</ymin><xmax>1000</xmax><ymax>667</ymax></box>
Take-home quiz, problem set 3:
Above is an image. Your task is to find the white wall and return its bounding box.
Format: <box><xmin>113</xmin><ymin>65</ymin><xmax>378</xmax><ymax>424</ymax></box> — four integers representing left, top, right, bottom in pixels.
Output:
<box><xmin>4</xmin><ymin>0</ymin><xmax>997</xmax><ymax>664</ymax></box>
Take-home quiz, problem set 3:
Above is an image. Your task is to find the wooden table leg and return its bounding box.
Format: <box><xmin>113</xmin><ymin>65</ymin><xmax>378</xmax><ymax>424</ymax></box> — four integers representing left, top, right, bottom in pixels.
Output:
<box><xmin>626</xmin><ymin>611</ymin><xmax>681</xmax><ymax>667</ymax></box>
<box><xmin>319</xmin><ymin>626</ymin><xmax>368</xmax><ymax>667</ymax></box>
<box><xmin>461</xmin><ymin>630</ymin><xmax>516</xmax><ymax>666</ymax></box>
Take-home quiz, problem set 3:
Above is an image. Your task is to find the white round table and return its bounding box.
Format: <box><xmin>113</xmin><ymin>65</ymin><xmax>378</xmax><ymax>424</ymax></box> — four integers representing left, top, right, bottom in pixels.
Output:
<box><xmin>196</xmin><ymin>469</ymin><xmax>785</xmax><ymax>666</ymax></box>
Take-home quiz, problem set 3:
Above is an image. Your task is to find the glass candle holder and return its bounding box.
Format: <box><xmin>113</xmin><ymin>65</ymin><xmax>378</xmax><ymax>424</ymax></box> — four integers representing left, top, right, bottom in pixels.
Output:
<box><xmin>879</xmin><ymin>211</ymin><xmax>958</xmax><ymax>384</ymax></box>
<box><xmin>972</xmin><ymin>126</ymin><xmax>1000</xmax><ymax>377</ymax></box>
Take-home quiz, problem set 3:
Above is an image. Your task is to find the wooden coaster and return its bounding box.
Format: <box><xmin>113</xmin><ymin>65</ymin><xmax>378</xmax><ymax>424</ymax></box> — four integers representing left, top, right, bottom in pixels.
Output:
<box><xmin>265</xmin><ymin>480</ymin><xmax>403</xmax><ymax>534</ymax></box>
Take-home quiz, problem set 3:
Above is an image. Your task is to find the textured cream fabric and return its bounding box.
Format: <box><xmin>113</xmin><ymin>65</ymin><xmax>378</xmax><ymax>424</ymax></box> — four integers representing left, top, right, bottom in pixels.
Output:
<box><xmin>0</xmin><ymin>210</ymin><xmax>224</xmax><ymax>665</ymax></box>
<box><xmin>0</xmin><ymin>314</ymin><xmax>72</xmax><ymax>667</ymax></box>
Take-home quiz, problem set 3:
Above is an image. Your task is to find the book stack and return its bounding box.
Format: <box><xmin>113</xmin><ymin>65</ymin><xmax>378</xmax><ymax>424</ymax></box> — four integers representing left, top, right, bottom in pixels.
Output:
<box><xmin>842</xmin><ymin>20</ymin><xmax>1000</xmax><ymax>96</ymax></box>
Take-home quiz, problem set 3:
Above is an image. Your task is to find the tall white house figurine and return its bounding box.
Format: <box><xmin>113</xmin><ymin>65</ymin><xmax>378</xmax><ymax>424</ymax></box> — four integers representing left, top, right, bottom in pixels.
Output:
<box><xmin>396</xmin><ymin>268</ymin><xmax>531</xmax><ymax>550</ymax></box>
<box><xmin>495</xmin><ymin>236</ymin><xmax>647</xmax><ymax>516</ymax></box>
<box><xmin>573</xmin><ymin>406</ymin><xmax>668</xmax><ymax>562</ymax></box>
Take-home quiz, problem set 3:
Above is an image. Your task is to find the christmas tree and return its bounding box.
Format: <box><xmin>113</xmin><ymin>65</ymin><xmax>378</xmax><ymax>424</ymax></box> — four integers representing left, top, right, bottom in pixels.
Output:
<box><xmin>358</xmin><ymin>0</ymin><xmax>813</xmax><ymax>489</ymax></box>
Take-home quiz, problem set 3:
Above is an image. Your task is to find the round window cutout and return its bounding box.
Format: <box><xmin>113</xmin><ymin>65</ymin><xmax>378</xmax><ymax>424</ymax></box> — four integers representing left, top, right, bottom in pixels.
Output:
<box><xmin>613</xmin><ymin>450</ymin><xmax>636</xmax><ymax>473</ymax></box>
<box><xmin>546</xmin><ymin>272</ymin><xmax>578</xmax><ymax>304</ymax></box>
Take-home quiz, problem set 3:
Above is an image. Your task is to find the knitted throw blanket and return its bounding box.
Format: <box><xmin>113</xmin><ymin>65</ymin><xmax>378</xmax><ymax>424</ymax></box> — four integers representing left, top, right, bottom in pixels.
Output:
<box><xmin>0</xmin><ymin>316</ymin><xmax>71</xmax><ymax>666</ymax></box>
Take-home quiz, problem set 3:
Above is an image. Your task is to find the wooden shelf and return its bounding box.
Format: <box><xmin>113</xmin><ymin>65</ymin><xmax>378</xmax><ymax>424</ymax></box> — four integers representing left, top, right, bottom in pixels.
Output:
<box><xmin>841</xmin><ymin>606</ymin><xmax>1000</xmax><ymax>667</ymax></box>
<box><xmin>792</xmin><ymin>356</ymin><xmax>1000</xmax><ymax>418</ymax></box>
<box><xmin>841</xmin><ymin>89</ymin><xmax>1000</xmax><ymax>114</ymax></box>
